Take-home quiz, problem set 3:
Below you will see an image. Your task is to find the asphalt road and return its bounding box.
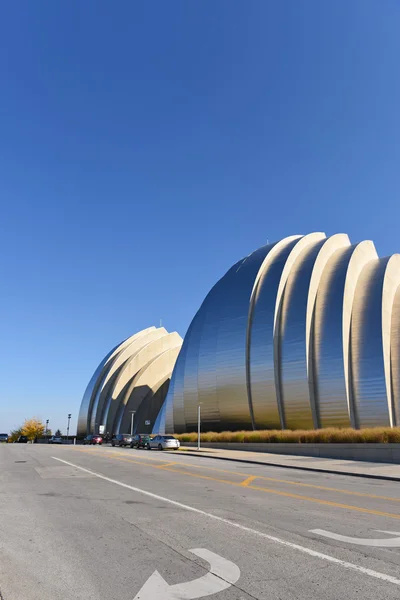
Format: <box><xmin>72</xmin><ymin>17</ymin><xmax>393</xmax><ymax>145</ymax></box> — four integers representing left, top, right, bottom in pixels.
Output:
<box><xmin>1</xmin><ymin>444</ymin><xmax>400</xmax><ymax>600</ymax></box>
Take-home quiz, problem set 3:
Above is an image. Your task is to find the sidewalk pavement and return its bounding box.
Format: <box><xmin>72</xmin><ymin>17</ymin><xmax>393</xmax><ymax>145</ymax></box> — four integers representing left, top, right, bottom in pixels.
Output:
<box><xmin>180</xmin><ymin>446</ymin><xmax>400</xmax><ymax>481</ymax></box>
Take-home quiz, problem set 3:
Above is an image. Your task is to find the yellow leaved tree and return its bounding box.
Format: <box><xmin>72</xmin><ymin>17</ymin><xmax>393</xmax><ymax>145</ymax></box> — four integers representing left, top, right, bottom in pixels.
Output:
<box><xmin>21</xmin><ymin>418</ymin><xmax>46</xmax><ymax>441</ymax></box>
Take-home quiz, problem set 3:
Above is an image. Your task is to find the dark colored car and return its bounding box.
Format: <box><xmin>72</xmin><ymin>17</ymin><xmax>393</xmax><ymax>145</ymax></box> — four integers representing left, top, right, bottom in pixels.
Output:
<box><xmin>83</xmin><ymin>434</ymin><xmax>103</xmax><ymax>445</ymax></box>
<box><xmin>0</xmin><ymin>433</ymin><xmax>8</xmax><ymax>443</ymax></box>
<box><xmin>111</xmin><ymin>434</ymin><xmax>133</xmax><ymax>447</ymax></box>
<box><xmin>130</xmin><ymin>434</ymin><xmax>151</xmax><ymax>449</ymax></box>
<box><xmin>16</xmin><ymin>435</ymin><xmax>28</xmax><ymax>443</ymax></box>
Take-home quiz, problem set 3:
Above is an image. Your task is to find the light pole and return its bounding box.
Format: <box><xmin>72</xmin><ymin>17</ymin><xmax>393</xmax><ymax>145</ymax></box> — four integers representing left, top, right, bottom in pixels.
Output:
<box><xmin>45</xmin><ymin>419</ymin><xmax>49</xmax><ymax>438</ymax></box>
<box><xmin>130</xmin><ymin>411</ymin><xmax>136</xmax><ymax>436</ymax></box>
<box><xmin>67</xmin><ymin>413</ymin><xmax>71</xmax><ymax>439</ymax></box>
<box><xmin>197</xmin><ymin>404</ymin><xmax>201</xmax><ymax>451</ymax></box>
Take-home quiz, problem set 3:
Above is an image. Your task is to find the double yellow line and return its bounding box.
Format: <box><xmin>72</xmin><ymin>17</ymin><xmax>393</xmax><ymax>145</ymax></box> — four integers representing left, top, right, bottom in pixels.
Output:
<box><xmin>74</xmin><ymin>447</ymin><xmax>400</xmax><ymax>520</ymax></box>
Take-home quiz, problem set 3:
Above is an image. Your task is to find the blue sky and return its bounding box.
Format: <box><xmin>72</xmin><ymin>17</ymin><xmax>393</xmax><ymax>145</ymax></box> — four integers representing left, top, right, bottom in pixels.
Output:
<box><xmin>1</xmin><ymin>1</ymin><xmax>399</xmax><ymax>434</ymax></box>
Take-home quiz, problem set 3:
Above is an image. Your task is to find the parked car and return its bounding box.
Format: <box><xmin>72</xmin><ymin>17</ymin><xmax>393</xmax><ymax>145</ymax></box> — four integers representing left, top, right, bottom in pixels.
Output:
<box><xmin>147</xmin><ymin>435</ymin><xmax>180</xmax><ymax>451</ymax></box>
<box><xmin>48</xmin><ymin>436</ymin><xmax>63</xmax><ymax>444</ymax></box>
<box><xmin>83</xmin><ymin>435</ymin><xmax>103</xmax><ymax>445</ymax></box>
<box><xmin>130</xmin><ymin>434</ymin><xmax>151</xmax><ymax>449</ymax></box>
<box><xmin>111</xmin><ymin>434</ymin><xmax>133</xmax><ymax>447</ymax></box>
<box><xmin>16</xmin><ymin>435</ymin><xmax>28</xmax><ymax>443</ymax></box>
<box><xmin>0</xmin><ymin>433</ymin><xmax>8</xmax><ymax>443</ymax></box>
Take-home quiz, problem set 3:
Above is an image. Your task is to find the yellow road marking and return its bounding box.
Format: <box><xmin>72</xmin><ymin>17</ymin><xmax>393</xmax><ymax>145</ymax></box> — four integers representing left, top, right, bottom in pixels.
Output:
<box><xmin>155</xmin><ymin>462</ymin><xmax>179</xmax><ymax>469</ymax></box>
<box><xmin>95</xmin><ymin>449</ymin><xmax>400</xmax><ymax>504</ymax></box>
<box><xmin>173</xmin><ymin>463</ymin><xmax>400</xmax><ymax>504</ymax></box>
<box><xmin>73</xmin><ymin>449</ymin><xmax>400</xmax><ymax>520</ymax></box>
<box><xmin>241</xmin><ymin>475</ymin><xmax>257</xmax><ymax>487</ymax></box>
<box><xmin>105</xmin><ymin>450</ymin><xmax>167</xmax><ymax>463</ymax></box>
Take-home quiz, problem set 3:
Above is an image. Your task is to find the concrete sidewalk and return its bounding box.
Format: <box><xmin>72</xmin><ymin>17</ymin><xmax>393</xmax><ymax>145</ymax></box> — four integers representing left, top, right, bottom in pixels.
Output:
<box><xmin>180</xmin><ymin>446</ymin><xmax>400</xmax><ymax>481</ymax></box>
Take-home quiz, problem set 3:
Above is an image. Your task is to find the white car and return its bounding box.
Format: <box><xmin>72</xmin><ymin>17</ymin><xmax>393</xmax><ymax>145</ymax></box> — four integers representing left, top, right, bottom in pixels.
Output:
<box><xmin>148</xmin><ymin>435</ymin><xmax>180</xmax><ymax>451</ymax></box>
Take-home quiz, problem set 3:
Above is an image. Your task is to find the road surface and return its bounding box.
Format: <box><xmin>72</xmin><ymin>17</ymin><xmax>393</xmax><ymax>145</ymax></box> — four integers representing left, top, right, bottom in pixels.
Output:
<box><xmin>0</xmin><ymin>444</ymin><xmax>399</xmax><ymax>599</ymax></box>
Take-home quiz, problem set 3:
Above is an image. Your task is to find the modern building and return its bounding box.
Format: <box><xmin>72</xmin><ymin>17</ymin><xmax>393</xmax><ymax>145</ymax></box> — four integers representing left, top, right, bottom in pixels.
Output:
<box><xmin>78</xmin><ymin>233</ymin><xmax>400</xmax><ymax>436</ymax></box>
<box><xmin>159</xmin><ymin>233</ymin><xmax>400</xmax><ymax>433</ymax></box>
<box><xmin>77</xmin><ymin>326</ymin><xmax>182</xmax><ymax>438</ymax></box>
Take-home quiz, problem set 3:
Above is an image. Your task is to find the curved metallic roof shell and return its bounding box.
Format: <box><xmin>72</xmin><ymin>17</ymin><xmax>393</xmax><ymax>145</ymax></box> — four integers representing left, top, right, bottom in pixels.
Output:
<box><xmin>160</xmin><ymin>232</ymin><xmax>400</xmax><ymax>433</ymax></box>
<box><xmin>77</xmin><ymin>327</ymin><xmax>182</xmax><ymax>437</ymax></box>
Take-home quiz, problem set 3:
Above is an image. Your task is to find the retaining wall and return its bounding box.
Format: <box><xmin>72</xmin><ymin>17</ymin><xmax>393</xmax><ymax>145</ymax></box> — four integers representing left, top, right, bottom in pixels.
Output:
<box><xmin>183</xmin><ymin>442</ymin><xmax>400</xmax><ymax>463</ymax></box>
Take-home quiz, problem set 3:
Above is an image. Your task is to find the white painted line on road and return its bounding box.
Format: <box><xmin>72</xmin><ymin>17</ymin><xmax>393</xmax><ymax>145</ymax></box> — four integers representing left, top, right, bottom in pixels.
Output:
<box><xmin>52</xmin><ymin>456</ymin><xmax>400</xmax><ymax>587</ymax></box>
<box><xmin>311</xmin><ymin>529</ymin><xmax>400</xmax><ymax>547</ymax></box>
<box><xmin>133</xmin><ymin>548</ymin><xmax>240</xmax><ymax>599</ymax></box>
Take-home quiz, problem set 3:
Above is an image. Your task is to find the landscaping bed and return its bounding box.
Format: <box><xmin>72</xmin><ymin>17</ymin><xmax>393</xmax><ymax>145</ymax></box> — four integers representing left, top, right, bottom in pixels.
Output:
<box><xmin>176</xmin><ymin>426</ymin><xmax>400</xmax><ymax>444</ymax></box>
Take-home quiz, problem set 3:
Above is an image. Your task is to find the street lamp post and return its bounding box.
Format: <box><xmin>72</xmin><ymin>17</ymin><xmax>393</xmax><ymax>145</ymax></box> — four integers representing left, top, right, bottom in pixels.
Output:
<box><xmin>45</xmin><ymin>419</ymin><xmax>49</xmax><ymax>438</ymax></box>
<box><xmin>130</xmin><ymin>411</ymin><xmax>136</xmax><ymax>436</ymax></box>
<box><xmin>67</xmin><ymin>413</ymin><xmax>71</xmax><ymax>439</ymax></box>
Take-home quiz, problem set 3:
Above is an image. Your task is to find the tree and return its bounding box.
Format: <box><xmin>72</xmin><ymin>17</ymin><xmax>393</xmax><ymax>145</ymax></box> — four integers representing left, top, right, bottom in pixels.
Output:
<box><xmin>9</xmin><ymin>427</ymin><xmax>23</xmax><ymax>443</ymax></box>
<box><xmin>55</xmin><ymin>429</ymin><xmax>62</xmax><ymax>437</ymax></box>
<box><xmin>21</xmin><ymin>418</ymin><xmax>46</xmax><ymax>441</ymax></box>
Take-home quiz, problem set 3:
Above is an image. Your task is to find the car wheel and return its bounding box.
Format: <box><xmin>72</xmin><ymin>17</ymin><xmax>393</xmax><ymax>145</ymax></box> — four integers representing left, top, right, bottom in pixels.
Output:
<box><xmin>111</xmin><ymin>443</ymin><xmax>115</xmax><ymax>447</ymax></box>
<box><xmin>158</xmin><ymin>443</ymin><xmax>163</xmax><ymax>451</ymax></box>
<box><xmin>147</xmin><ymin>443</ymin><xmax>151</xmax><ymax>450</ymax></box>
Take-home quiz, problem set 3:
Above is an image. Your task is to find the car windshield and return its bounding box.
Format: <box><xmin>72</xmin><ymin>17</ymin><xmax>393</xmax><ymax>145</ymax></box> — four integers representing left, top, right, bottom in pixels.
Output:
<box><xmin>163</xmin><ymin>436</ymin><xmax>175</xmax><ymax>440</ymax></box>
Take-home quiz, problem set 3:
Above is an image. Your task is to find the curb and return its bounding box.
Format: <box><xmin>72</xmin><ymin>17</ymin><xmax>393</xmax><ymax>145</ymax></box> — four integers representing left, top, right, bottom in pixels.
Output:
<box><xmin>180</xmin><ymin>451</ymin><xmax>400</xmax><ymax>482</ymax></box>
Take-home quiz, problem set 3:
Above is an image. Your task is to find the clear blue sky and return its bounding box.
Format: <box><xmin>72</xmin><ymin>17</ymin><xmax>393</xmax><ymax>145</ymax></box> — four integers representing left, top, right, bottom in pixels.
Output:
<box><xmin>1</xmin><ymin>1</ymin><xmax>399</xmax><ymax>434</ymax></box>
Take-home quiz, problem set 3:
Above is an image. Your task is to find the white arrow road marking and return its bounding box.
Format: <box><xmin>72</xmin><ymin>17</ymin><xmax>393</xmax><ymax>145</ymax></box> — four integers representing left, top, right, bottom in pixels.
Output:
<box><xmin>133</xmin><ymin>548</ymin><xmax>240</xmax><ymax>599</ymax></box>
<box><xmin>311</xmin><ymin>529</ymin><xmax>400</xmax><ymax>547</ymax></box>
<box><xmin>52</xmin><ymin>458</ymin><xmax>400</xmax><ymax>587</ymax></box>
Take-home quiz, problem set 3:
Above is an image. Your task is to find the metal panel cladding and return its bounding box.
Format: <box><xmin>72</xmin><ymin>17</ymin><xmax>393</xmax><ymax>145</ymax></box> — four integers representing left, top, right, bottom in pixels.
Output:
<box><xmin>390</xmin><ymin>286</ymin><xmax>400</xmax><ymax>427</ymax></box>
<box><xmin>88</xmin><ymin>328</ymin><xmax>156</xmax><ymax>434</ymax></box>
<box><xmin>312</xmin><ymin>241</ymin><xmax>378</xmax><ymax>428</ymax></box>
<box><xmin>77</xmin><ymin>344</ymin><xmax>119</xmax><ymax>438</ymax></box>
<box><xmin>77</xmin><ymin>330</ymin><xmax>154</xmax><ymax>437</ymax></box>
<box><xmin>278</xmin><ymin>240</ymin><xmax>325</xmax><ymax>429</ymax></box>
<box><xmin>196</xmin><ymin>259</ymin><xmax>246</xmax><ymax>431</ymax></box>
<box><xmin>105</xmin><ymin>331</ymin><xmax>182</xmax><ymax>435</ymax></box>
<box><xmin>214</xmin><ymin>246</ymin><xmax>279</xmax><ymax>429</ymax></box>
<box><xmin>77</xmin><ymin>326</ymin><xmax>182</xmax><ymax>437</ymax></box>
<box><xmin>171</xmin><ymin>318</ymin><xmax>196</xmax><ymax>433</ymax></box>
<box><xmin>116</xmin><ymin>346</ymin><xmax>181</xmax><ymax>434</ymax></box>
<box><xmin>163</xmin><ymin>355</ymin><xmax>178</xmax><ymax>433</ymax></box>
<box><xmin>166</xmin><ymin>258</ymin><xmax>248</xmax><ymax>433</ymax></box>
<box><xmin>350</xmin><ymin>256</ymin><xmax>400</xmax><ymax>428</ymax></box>
<box><xmin>247</xmin><ymin>236</ymin><xmax>302</xmax><ymax>429</ymax></box>
<box><xmin>312</xmin><ymin>246</ymin><xmax>353</xmax><ymax>427</ymax></box>
<box><xmin>277</xmin><ymin>236</ymin><xmax>351</xmax><ymax>430</ymax></box>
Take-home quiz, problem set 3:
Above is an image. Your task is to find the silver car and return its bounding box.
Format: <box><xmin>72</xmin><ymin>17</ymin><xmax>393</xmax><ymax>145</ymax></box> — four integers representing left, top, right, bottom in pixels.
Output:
<box><xmin>148</xmin><ymin>435</ymin><xmax>180</xmax><ymax>451</ymax></box>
